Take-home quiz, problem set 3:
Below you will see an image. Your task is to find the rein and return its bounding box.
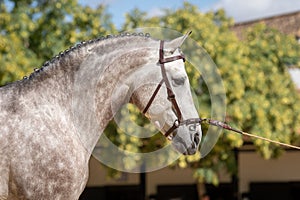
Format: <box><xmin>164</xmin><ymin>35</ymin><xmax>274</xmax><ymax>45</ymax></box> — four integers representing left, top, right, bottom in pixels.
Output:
<box><xmin>143</xmin><ymin>40</ymin><xmax>300</xmax><ymax>150</ymax></box>
<box><xmin>200</xmin><ymin>118</ymin><xmax>300</xmax><ymax>150</ymax></box>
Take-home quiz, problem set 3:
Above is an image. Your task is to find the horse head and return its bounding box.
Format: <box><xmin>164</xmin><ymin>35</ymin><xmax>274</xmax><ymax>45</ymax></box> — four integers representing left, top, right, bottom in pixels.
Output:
<box><xmin>128</xmin><ymin>33</ymin><xmax>202</xmax><ymax>155</ymax></box>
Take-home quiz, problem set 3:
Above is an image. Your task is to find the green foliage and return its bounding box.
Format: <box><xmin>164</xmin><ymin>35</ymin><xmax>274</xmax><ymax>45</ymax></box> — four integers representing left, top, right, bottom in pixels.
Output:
<box><xmin>235</xmin><ymin>24</ymin><xmax>300</xmax><ymax>159</ymax></box>
<box><xmin>0</xmin><ymin>0</ymin><xmax>115</xmax><ymax>85</ymax></box>
<box><xmin>193</xmin><ymin>168</ymin><xmax>219</xmax><ymax>186</ymax></box>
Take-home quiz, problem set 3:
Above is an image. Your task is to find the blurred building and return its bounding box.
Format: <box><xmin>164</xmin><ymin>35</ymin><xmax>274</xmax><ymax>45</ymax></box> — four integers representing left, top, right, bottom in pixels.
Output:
<box><xmin>231</xmin><ymin>11</ymin><xmax>300</xmax><ymax>41</ymax></box>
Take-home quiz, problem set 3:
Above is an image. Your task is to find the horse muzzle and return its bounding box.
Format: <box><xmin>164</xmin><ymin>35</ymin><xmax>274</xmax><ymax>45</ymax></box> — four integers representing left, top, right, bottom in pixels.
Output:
<box><xmin>170</xmin><ymin>125</ymin><xmax>202</xmax><ymax>155</ymax></box>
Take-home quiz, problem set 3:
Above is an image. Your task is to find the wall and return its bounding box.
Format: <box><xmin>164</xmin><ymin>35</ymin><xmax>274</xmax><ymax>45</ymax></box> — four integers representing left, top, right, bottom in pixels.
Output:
<box><xmin>87</xmin><ymin>150</ymin><xmax>300</xmax><ymax>196</ymax></box>
<box><xmin>231</xmin><ymin>11</ymin><xmax>300</xmax><ymax>40</ymax></box>
<box><xmin>86</xmin><ymin>156</ymin><xmax>231</xmax><ymax>196</ymax></box>
<box><xmin>239</xmin><ymin>151</ymin><xmax>300</xmax><ymax>194</ymax></box>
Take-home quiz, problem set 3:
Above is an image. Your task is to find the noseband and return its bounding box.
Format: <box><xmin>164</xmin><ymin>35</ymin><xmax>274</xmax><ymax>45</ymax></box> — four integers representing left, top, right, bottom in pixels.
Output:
<box><xmin>142</xmin><ymin>40</ymin><xmax>200</xmax><ymax>139</ymax></box>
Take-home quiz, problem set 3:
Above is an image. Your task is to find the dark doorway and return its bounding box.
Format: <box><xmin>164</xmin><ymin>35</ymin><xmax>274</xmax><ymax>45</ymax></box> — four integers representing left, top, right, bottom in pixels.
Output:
<box><xmin>156</xmin><ymin>184</ymin><xmax>199</xmax><ymax>200</ymax></box>
<box><xmin>250</xmin><ymin>182</ymin><xmax>300</xmax><ymax>200</ymax></box>
<box><xmin>79</xmin><ymin>185</ymin><xmax>142</xmax><ymax>200</ymax></box>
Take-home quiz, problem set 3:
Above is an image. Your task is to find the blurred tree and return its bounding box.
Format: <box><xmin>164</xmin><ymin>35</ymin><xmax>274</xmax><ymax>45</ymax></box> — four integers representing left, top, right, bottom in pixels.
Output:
<box><xmin>119</xmin><ymin>2</ymin><xmax>300</xmax><ymax>185</ymax></box>
<box><xmin>0</xmin><ymin>0</ymin><xmax>115</xmax><ymax>85</ymax></box>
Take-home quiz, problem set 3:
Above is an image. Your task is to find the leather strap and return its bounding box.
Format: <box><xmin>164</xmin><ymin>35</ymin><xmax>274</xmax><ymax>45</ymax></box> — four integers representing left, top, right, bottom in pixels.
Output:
<box><xmin>142</xmin><ymin>79</ymin><xmax>164</xmax><ymax>114</ymax></box>
<box><xmin>143</xmin><ymin>40</ymin><xmax>186</xmax><ymax>137</ymax></box>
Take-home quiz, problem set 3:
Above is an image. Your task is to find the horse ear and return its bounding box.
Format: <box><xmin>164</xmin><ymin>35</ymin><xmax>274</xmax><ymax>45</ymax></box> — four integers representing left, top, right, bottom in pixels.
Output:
<box><xmin>165</xmin><ymin>30</ymin><xmax>192</xmax><ymax>53</ymax></box>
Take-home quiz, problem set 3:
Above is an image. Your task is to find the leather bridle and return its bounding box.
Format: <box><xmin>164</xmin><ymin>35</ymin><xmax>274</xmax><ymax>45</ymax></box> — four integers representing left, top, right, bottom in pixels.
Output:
<box><xmin>142</xmin><ymin>40</ymin><xmax>201</xmax><ymax>139</ymax></box>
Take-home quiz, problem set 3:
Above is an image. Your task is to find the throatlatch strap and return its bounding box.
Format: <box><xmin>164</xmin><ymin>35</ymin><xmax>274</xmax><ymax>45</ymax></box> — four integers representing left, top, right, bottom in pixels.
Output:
<box><xmin>142</xmin><ymin>79</ymin><xmax>164</xmax><ymax>114</ymax></box>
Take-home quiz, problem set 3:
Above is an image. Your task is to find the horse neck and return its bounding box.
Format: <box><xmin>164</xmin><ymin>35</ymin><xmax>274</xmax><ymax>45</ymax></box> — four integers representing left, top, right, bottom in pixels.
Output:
<box><xmin>29</xmin><ymin>36</ymin><xmax>156</xmax><ymax>153</ymax></box>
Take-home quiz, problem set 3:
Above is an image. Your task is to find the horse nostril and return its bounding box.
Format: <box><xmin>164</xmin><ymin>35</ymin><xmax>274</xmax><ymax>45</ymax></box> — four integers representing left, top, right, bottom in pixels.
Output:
<box><xmin>194</xmin><ymin>132</ymin><xmax>200</xmax><ymax>144</ymax></box>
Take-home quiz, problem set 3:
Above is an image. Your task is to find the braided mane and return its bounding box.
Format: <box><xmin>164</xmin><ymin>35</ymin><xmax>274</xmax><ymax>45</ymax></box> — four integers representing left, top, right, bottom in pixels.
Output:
<box><xmin>22</xmin><ymin>32</ymin><xmax>151</xmax><ymax>82</ymax></box>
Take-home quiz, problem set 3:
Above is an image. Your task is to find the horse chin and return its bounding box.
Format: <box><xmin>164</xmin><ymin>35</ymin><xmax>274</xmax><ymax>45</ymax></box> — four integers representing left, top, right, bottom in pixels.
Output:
<box><xmin>184</xmin><ymin>148</ymin><xmax>197</xmax><ymax>155</ymax></box>
<box><xmin>171</xmin><ymin>139</ymin><xmax>197</xmax><ymax>155</ymax></box>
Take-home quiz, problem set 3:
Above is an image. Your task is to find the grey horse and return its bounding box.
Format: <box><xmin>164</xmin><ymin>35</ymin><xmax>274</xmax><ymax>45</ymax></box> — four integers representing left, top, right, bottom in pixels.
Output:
<box><xmin>0</xmin><ymin>33</ymin><xmax>201</xmax><ymax>199</ymax></box>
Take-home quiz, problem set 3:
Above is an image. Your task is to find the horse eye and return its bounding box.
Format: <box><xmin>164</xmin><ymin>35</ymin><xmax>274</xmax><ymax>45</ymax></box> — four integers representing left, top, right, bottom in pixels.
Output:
<box><xmin>172</xmin><ymin>77</ymin><xmax>186</xmax><ymax>86</ymax></box>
